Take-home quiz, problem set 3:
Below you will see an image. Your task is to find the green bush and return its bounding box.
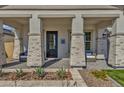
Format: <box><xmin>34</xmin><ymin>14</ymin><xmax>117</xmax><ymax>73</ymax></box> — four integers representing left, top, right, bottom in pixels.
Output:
<box><xmin>16</xmin><ymin>69</ymin><xmax>24</xmax><ymax>78</ymax></box>
<box><xmin>56</xmin><ymin>67</ymin><xmax>66</xmax><ymax>79</ymax></box>
<box><xmin>91</xmin><ymin>70</ymin><xmax>107</xmax><ymax>80</ymax></box>
<box><xmin>35</xmin><ymin>67</ymin><xmax>45</xmax><ymax>77</ymax></box>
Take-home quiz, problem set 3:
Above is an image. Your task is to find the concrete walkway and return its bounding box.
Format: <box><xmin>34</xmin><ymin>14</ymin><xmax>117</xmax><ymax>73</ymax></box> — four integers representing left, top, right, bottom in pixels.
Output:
<box><xmin>43</xmin><ymin>58</ymin><xmax>70</xmax><ymax>68</ymax></box>
<box><xmin>86</xmin><ymin>60</ymin><xmax>113</xmax><ymax>69</ymax></box>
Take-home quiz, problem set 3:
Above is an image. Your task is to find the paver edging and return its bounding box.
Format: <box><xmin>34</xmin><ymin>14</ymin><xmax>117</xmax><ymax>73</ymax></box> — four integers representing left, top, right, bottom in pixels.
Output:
<box><xmin>107</xmin><ymin>76</ymin><xmax>122</xmax><ymax>87</ymax></box>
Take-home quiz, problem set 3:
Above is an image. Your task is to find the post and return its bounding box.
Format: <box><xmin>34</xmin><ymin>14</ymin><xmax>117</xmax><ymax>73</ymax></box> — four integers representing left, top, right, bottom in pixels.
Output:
<box><xmin>70</xmin><ymin>14</ymin><xmax>86</xmax><ymax>67</ymax></box>
<box><xmin>108</xmin><ymin>14</ymin><xmax>124</xmax><ymax>67</ymax></box>
<box><xmin>27</xmin><ymin>14</ymin><xmax>44</xmax><ymax>66</ymax></box>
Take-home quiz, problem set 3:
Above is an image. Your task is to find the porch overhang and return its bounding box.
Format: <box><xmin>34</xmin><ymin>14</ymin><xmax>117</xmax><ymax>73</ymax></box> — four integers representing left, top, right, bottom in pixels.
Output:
<box><xmin>0</xmin><ymin>14</ymin><xmax>32</xmax><ymax>18</ymax></box>
<box><xmin>82</xmin><ymin>14</ymin><xmax>120</xmax><ymax>18</ymax></box>
<box><xmin>38</xmin><ymin>14</ymin><xmax>75</xmax><ymax>18</ymax></box>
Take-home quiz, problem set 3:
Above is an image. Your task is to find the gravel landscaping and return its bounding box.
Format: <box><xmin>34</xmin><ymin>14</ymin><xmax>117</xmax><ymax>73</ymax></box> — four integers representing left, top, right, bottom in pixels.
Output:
<box><xmin>79</xmin><ymin>69</ymin><xmax>116</xmax><ymax>87</ymax></box>
<box><xmin>0</xmin><ymin>68</ymin><xmax>72</xmax><ymax>81</ymax></box>
<box><xmin>0</xmin><ymin>72</ymin><xmax>72</xmax><ymax>80</ymax></box>
<box><xmin>0</xmin><ymin>68</ymin><xmax>87</xmax><ymax>87</ymax></box>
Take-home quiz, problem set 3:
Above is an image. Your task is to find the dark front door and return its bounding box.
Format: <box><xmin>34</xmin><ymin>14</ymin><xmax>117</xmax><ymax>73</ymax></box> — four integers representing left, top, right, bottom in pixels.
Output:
<box><xmin>46</xmin><ymin>31</ymin><xmax>58</xmax><ymax>58</ymax></box>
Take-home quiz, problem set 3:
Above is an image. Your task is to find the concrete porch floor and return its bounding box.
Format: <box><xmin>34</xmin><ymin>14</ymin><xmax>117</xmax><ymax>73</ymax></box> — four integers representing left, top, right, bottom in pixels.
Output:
<box><xmin>3</xmin><ymin>58</ymin><xmax>70</xmax><ymax>69</ymax></box>
<box><xmin>86</xmin><ymin>60</ymin><xmax>113</xmax><ymax>69</ymax></box>
<box><xmin>2</xmin><ymin>58</ymin><xmax>118</xmax><ymax>69</ymax></box>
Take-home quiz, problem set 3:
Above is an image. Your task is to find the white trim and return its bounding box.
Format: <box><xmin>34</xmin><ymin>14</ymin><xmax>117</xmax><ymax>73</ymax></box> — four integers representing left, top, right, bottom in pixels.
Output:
<box><xmin>0</xmin><ymin>14</ymin><xmax>32</xmax><ymax>17</ymax></box>
<box><xmin>38</xmin><ymin>14</ymin><xmax>75</xmax><ymax>18</ymax></box>
<box><xmin>82</xmin><ymin>14</ymin><xmax>120</xmax><ymax>17</ymax></box>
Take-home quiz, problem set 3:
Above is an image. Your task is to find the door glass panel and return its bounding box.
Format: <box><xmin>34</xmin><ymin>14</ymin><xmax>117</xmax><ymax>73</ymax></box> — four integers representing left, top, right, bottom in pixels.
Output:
<box><xmin>47</xmin><ymin>31</ymin><xmax>58</xmax><ymax>58</ymax></box>
<box><xmin>49</xmin><ymin>34</ymin><xmax>55</xmax><ymax>49</ymax></box>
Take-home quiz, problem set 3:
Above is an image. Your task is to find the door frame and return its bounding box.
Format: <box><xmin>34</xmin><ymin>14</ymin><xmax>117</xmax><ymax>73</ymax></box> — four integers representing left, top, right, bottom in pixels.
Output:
<box><xmin>46</xmin><ymin>31</ymin><xmax>58</xmax><ymax>58</ymax></box>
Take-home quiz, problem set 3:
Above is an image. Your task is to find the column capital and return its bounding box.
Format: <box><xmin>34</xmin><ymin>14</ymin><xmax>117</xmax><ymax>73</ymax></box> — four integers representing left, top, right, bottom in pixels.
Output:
<box><xmin>73</xmin><ymin>14</ymin><xmax>83</xmax><ymax>19</ymax></box>
<box><xmin>30</xmin><ymin>14</ymin><xmax>40</xmax><ymax>19</ymax></box>
<box><xmin>29</xmin><ymin>14</ymin><xmax>41</xmax><ymax>33</ymax></box>
<box><xmin>72</xmin><ymin>14</ymin><xmax>84</xmax><ymax>34</ymax></box>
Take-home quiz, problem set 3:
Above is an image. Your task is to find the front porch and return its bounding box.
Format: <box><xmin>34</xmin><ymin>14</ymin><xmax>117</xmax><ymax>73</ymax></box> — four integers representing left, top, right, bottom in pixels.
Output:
<box><xmin>0</xmin><ymin>12</ymin><xmax>123</xmax><ymax>69</ymax></box>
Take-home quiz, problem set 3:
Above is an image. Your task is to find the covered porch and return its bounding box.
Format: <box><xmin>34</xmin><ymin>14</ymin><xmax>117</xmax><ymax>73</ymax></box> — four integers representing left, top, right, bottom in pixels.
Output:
<box><xmin>0</xmin><ymin>13</ymin><xmax>123</xmax><ymax>69</ymax></box>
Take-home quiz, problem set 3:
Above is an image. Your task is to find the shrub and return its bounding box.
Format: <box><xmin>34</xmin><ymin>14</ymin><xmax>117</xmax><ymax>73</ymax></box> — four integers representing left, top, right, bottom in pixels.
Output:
<box><xmin>35</xmin><ymin>67</ymin><xmax>45</xmax><ymax>77</ymax></box>
<box><xmin>56</xmin><ymin>67</ymin><xmax>66</xmax><ymax>79</ymax></box>
<box><xmin>16</xmin><ymin>69</ymin><xmax>24</xmax><ymax>78</ymax></box>
<box><xmin>91</xmin><ymin>70</ymin><xmax>108</xmax><ymax>80</ymax></box>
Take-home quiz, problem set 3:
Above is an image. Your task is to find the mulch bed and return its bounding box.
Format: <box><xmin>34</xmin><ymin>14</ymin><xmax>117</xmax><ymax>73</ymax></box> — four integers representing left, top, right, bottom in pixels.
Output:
<box><xmin>79</xmin><ymin>69</ymin><xmax>114</xmax><ymax>87</ymax></box>
<box><xmin>0</xmin><ymin>71</ymin><xmax>72</xmax><ymax>81</ymax></box>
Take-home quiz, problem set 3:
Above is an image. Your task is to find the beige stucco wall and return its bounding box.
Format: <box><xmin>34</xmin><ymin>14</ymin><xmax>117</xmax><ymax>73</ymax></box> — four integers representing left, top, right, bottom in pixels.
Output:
<box><xmin>43</xmin><ymin>18</ymin><xmax>71</xmax><ymax>58</ymax></box>
<box><xmin>96</xmin><ymin>28</ymin><xmax>107</xmax><ymax>59</ymax></box>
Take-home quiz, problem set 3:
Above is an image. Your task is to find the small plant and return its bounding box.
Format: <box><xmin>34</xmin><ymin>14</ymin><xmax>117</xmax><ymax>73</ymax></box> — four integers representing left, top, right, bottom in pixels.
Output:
<box><xmin>16</xmin><ymin>69</ymin><xmax>24</xmax><ymax>78</ymax></box>
<box><xmin>56</xmin><ymin>67</ymin><xmax>66</xmax><ymax>79</ymax></box>
<box><xmin>91</xmin><ymin>70</ymin><xmax>108</xmax><ymax>80</ymax></box>
<box><xmin>35</xmin><ymin>67</ymin><xmax>45</xmax><ymax>77</ymax></box>
<box><xmin>0</xmin><ymin>68</ymin><xmax>3</xmax><ymax>77</ymax></box>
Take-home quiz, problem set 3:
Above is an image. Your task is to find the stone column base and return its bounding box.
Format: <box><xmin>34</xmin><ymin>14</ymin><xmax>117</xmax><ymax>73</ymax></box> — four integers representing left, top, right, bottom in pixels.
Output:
<box><xmin>0</xmin><ymin>33</ymin><xmax>6</xmax><ymax>65</ymax></box>
<box><xmin>27</xmin><ymin>33</ymin><xmax>44</xmax><ymax>66</ymax></box>
<box><xmin>70</xmin><ymin>34</ymin><xmax>86</xmax><ymax>67</ymax></box>
<box><xmin>108</xmin><ymin>34</ymin><xmax>124</xmax><ymax>67</ymax></box>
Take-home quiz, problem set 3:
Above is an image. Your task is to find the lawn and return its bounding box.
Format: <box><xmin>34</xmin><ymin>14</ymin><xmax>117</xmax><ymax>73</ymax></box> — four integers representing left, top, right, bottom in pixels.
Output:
<box><xmin>105</xmin><ymin>70</ymin><xmax>124</xmax><ymax>86</ymax></box>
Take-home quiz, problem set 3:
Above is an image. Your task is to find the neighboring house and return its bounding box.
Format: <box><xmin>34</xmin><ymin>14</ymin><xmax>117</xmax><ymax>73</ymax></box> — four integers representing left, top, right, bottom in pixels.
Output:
<box><xmin>0</xmin><ymin>5</ymin><xmax>124</xmax><ymax>68</ymax></box>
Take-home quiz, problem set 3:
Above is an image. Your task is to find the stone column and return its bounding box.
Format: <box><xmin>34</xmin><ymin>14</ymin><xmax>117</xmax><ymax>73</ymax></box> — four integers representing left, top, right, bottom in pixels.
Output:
<box><xmin>70</xmin><ymin>14</ymin><xmax>86</xmax><ymax>67</ymax></box>
<box><xmin>108</xmin><ymin>14</ymin><xmax>124</xmax><ymax>67</ymax></box>
<box><xmin>13</xmin><ymin>28</ymin><xmax>21</xmax><ymax>59</ymax></box>
<box><xmin>0</xmin><ymin>20</ymin><xmax>6</xmax><ymax>65</ymax></box>
<box><xmin>27</xmin><ymin>14</ymin><xmax>44</xmax><ymax>66</ymax></box>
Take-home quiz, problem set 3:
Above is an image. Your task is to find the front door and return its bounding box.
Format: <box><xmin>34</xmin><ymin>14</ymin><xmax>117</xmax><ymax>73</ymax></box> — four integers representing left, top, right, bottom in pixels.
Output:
<box><xmin>46</xmin><ymin>31</ymin><xmax>58</xmax><ymax>58</ymax></box>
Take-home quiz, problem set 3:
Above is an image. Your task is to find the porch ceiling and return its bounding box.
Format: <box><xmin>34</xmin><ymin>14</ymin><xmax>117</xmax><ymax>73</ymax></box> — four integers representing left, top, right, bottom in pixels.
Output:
<box><xmin>2</xmin><ymin>18</ymin><xmax>29</xmax><ymax>26</ymax></box>
<box><xmin>84</xmin><ymin>17</ymin><xmax>114</xmax><ymax>25</ymax></box>
<box><xmin>84</xmin><ymin>17</ymin><xmax>114</xmax><ymax>31</ymax></box>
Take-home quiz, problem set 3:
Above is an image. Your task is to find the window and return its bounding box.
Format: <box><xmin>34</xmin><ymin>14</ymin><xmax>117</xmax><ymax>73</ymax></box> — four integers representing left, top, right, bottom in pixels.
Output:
<box><xmin>85</xmin><ymin>32</ymin><xmax>91</xmax><ymax>51</ymax></box>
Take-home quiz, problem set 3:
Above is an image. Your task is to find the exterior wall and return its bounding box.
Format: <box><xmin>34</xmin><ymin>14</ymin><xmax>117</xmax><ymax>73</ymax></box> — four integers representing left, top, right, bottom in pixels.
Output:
<box><xmin>96</xmin><ymin>28</ymin><xmax>107</xmax><ymax>59</ymax></box>
<box><xmin>43</xmin><ymin>18</ymin><xmax>71</xmax><ymax>58</ymax></box>
<box><xmin>108</xmin><ymin>20</ymin><xmax>116</xmax><ymax>66</ymax></box>
<box><xmin>108</xmin><ymin>35</ymin><xmax>116</xmax><ymax>65</ymax></box>
<box><xmin>115</xmin><ymin>35</ymin><xmax>124</xmax><ymax>66</ymax></box>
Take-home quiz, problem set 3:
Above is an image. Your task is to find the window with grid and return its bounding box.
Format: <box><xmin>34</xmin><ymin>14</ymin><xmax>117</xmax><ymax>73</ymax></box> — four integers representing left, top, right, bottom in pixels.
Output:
<box><xmin>85</xmin><ymin>32</ymin><xmax>91</xmax><ymax>51</ymax></box>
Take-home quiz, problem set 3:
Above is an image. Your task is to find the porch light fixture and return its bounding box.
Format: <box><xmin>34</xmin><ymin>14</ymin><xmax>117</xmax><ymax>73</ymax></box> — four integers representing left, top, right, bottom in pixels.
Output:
<box><xmin>102</xmin><ymin>27</ymin><xmax>112</xmax><ymax>38</ymax></box>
